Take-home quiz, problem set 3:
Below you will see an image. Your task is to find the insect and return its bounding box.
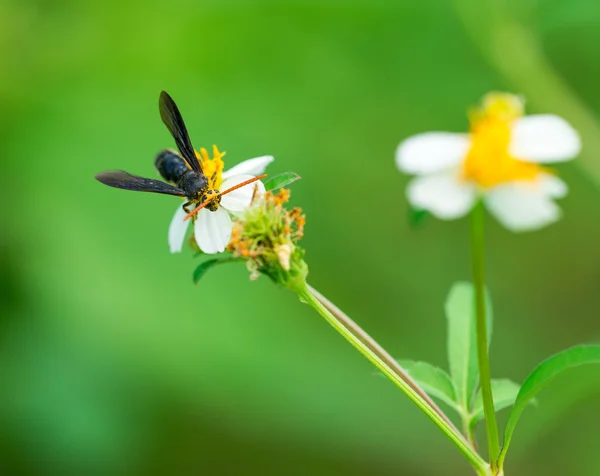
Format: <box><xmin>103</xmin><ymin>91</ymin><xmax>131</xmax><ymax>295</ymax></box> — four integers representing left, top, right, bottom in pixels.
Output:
<box><xmin>95</xmin><ymin>91</ymin><xmax>265</xmax><ymax>220</ymax></box>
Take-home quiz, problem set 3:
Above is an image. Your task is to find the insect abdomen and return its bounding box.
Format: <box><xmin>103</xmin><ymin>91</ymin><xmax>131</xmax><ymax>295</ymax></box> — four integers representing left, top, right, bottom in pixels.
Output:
<box><xmin>155</xmin><ymin>149</ymin><xmax>190</xmax><ymax>183</ymax></box>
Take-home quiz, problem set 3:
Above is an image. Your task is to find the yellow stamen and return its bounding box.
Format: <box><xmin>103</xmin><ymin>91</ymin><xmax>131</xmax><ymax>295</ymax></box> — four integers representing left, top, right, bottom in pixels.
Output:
<box><xmin>273</xmin><ymin>188</ymin><xmax>290</xmax><ymax>207</ymax></box>
<box><xmin>462</xmin><ymin>92</ymin><xmax>545</xmax><ymax>188</ymax></box>
<box><xmin>195</xmin><ymin>144</ymin><xmax>226</xmax><ymax>188</ymax></box>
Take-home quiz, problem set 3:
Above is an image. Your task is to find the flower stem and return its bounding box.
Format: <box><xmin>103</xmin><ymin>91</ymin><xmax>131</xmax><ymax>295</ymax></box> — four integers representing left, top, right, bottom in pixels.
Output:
<box><xmin>462</xmin><ymin>413</ymin><xmax>478</xmax><ymax>451</ymax></box>
<box><xmin>298</xmin><ymin>284</ymin><xmax>488</xmax><ymax>474</ymax></box>
<box><xmin>470</xmin><ymin>202</ymin><xmax>500</xmax><ymax>470</ymax></box>
<box><xmin>308</xmin><ymin>285</ymin><xmax>458</xmax><ymax>430</ymax></box>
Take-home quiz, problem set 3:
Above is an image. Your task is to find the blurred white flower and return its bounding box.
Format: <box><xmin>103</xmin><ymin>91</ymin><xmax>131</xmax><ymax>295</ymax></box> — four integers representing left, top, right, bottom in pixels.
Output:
<box><xmin>168</xmin><ymin>148</ymin><xmax>273</xmax><ymax>253</ymax></box>
<box><xmin>396</xmin><ymin>93</ymin><xmax>581</xmax><ymax>231</ymax></box>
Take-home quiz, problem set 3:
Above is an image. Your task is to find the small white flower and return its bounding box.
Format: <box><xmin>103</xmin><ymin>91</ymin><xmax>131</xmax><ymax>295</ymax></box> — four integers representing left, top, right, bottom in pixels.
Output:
<box><xmin>168</xmin><ymin>150</ymin><xmax>273</xmax><ymax>253</ymax></box>
<box><xmin>396</xmin><ymin>93</ymin><xmax>581</xmax><ymax>232</ymax></box>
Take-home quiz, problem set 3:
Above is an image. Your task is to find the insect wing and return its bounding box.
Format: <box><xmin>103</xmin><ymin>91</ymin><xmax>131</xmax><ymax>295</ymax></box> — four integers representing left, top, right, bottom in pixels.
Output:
<box><xmin>95</xmin><ymin>170</ymin><xmax>186</xmax><ymax>196</ymax></box>
<box><xmin>159</xmin><ymin>91</ymin><xmax>202</xmax><ymax>174</ymax></box>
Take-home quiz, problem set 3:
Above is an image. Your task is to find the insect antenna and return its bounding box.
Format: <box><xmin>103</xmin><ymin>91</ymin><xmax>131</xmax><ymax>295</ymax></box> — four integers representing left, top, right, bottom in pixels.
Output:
<box><xmin>183</xmin><ymin>174</ymin><xmax>268</xmax><ymax>221</ymax></box>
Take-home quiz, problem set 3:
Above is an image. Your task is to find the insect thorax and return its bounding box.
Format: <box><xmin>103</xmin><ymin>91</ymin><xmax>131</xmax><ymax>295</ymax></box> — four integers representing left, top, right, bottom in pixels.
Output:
<box><xmin>176</xmin><ymin>171</ymin><xmax>208</xmax><ymax>200</ymax></box>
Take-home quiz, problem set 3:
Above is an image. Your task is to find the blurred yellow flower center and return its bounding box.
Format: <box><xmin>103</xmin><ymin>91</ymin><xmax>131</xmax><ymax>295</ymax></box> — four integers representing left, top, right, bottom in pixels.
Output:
<box><xmin>462</xmin><ymin>93</ymin><xmax>544</xmax><ymax>188</ymax></box>
<box><xmin>195</xmin><ymin>145</ymin><xmax>226</xmax><ymax>189</ymax></box>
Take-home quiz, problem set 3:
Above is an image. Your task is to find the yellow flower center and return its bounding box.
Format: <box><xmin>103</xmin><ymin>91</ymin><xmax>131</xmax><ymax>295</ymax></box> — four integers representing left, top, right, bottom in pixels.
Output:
<box><xmin>462</xmin><ymin>92</ymin><xmax>544</xmax><ymax>188</ymax></box>
<box><xmin>195</xmin><ymin>145</ymin><xmax>226</xmax><ymax>189</ymax></box>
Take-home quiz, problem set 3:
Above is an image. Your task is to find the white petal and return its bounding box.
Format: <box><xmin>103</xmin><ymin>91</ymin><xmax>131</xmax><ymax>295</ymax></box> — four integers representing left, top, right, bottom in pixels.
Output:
<box><xmin>194</xmin><ymin>207</ymin><xmax>233</xmax><ymax>254</ymax></box>
<box><xmin>168</xmin><ymin>203</ymin><xmax>191</xmax><ymax>253</ymax></box>
<box><xmin>396</xmin><ymin>132</ymin><xmax>471</xmax><ymax>175</ymax></box>
<box><xmin>222</xmin><ymin>155</ymin><xmax>274</xmax><ymax>179</ymax></box>
<box><xmin>540</xmin><ymin>173</ymin><xmax>568</xmax><ymax>198</ymax></box>
<box><xmin>484</xmin><ymin>180</ymin><xmax>562</xmax><ymax>232</ymax></box>
<box><xmin>220</xmin><ymin>174</ymin><xmax>265</xmax><ymax>212</ymax></box>
<box><xmin>509</xmin><ymin>115</ymin><xmax>581</xmax><ymax>163</ymax></box>
<box><xmin>406</xmin><ymin>171</ymin><xmax>476</xmax><ymax>219</ymax></box>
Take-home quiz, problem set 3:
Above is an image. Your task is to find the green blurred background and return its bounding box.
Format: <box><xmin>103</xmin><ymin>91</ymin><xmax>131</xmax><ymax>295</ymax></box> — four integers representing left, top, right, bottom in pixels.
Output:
<box><xmin>2</xmin><ymin>0</ymin><xmax>600</xmax><ymax>474</ymax></box>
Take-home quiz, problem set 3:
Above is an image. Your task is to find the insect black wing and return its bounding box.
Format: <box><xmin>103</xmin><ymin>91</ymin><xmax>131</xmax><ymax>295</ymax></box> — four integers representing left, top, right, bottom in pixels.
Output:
<box><xmin>159</xmin><ymin>91</ymin><xmax>202</xmax><ymax>174</ymax></box>
<box><xmin>95</xmin><ymin>170</ymin><xmax>186</xmax><ymax>196</ymax></box>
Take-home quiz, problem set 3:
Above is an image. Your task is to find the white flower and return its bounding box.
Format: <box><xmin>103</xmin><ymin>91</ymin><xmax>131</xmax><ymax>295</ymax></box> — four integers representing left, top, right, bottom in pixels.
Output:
<box><xmin>168</xmin><ymin>152</ymin><xmax>273</xmax><ymax>254</ymax></box>
<box><xmin>395</xmin><ymin>93</ymin><xmax>581</xmax><ymax>232</ymax></box>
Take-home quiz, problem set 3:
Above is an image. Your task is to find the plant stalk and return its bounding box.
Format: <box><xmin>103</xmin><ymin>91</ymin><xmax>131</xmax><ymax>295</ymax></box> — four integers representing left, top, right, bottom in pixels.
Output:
<box><xmin>308</xmin><ymin>284</ymin><xmax>459</xmax><ymax>431</ymax></box>
<box><xmin>462</xmin><ymin>413</ymin><xmax>478</xmax><ymax>451</ymax></box>
<box><xmin>470</xmin><ymin>202</ymin><xmax>500</xmax><ymax>471</ymax></box>
<box><xmin>299</xmin><ymin>283</ymin><xmax>488</xmax><ymax>474</ymax></box>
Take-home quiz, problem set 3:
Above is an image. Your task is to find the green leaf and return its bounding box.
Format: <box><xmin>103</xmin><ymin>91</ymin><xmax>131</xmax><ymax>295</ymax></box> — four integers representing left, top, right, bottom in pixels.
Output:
<box><xmin>471</xmin><ymin>379</ymin><xmax>521</xmax><ymax>424</ymax></box>
<box><xmin>264</xmin><ymin>172</ymin><xmax>301</xmax><ymax>191</ymax></box>
<box><xmin>193</xmin><ymin>257</ymin><xmax>240</xmax><ymax>283</ymax></box>
<box><xmin>398</xmin><ymin>360</ymin><xmax>458</xmax><ymax>410</ymax></box>
<box><xmin>408</xmin><ymin>207</ymin><xmax>429</xmax><ymax>229</ymax></box>
<box><xmin>499</xmin><ymin>345</ymin><xmax>600</xmax><ymax>466</ymax></box>
<box><xmin>445</xmin><ymin>282</ymin><xmax>493</xmax><ymax>410</ymax></box>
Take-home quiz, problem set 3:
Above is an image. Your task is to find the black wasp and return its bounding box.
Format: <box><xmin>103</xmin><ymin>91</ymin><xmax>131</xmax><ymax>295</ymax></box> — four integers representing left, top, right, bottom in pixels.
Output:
<box><xmin>95</xmin><ymin>91</ymin><xmax>226</xmax><ymax>214</ymax></box>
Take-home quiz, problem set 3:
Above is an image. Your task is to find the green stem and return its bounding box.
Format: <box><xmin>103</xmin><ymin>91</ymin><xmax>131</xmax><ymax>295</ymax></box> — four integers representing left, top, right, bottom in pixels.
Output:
<box><xmin>299</xmin><ymin>283</ymin><xmax>489</xmax><ymax>475</ymax></box>
<box><xmin>308</xmin><ymin>285</ymin><xmax>460</xmax><ymax>431</ymax></box>
<box><xmin>470</xmin><ymin>202</ymin><xmax>500</xmax><ymax>470</ymax></box>
<box><xmin>462</xmin><ymin>412</ymin><xmax>478</xmax><ymax>451</ymax></box>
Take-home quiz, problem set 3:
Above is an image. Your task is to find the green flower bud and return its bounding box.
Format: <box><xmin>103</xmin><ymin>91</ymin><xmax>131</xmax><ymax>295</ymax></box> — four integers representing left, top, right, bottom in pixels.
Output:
<box><xmin>227</xmin><ymin>188</ymin><xmax>308</xmax><ymax>293</ymax></box>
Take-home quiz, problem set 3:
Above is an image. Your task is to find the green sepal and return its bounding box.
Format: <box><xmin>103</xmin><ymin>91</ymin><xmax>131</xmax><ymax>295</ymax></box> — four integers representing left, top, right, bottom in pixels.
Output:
<box><xmin>408</xmin><ymin>206</ymin><xmax>429</xmax><ymax>229</ymax></box>
<box><xmin>193</xmin><ymin>256</ymin><xmax>241</xmax><ymax>284</ymax></box>
<box><xmin>264</xmin><ymin>172</ymin><xmax>301</xmax><ymax>191</ymax></box>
